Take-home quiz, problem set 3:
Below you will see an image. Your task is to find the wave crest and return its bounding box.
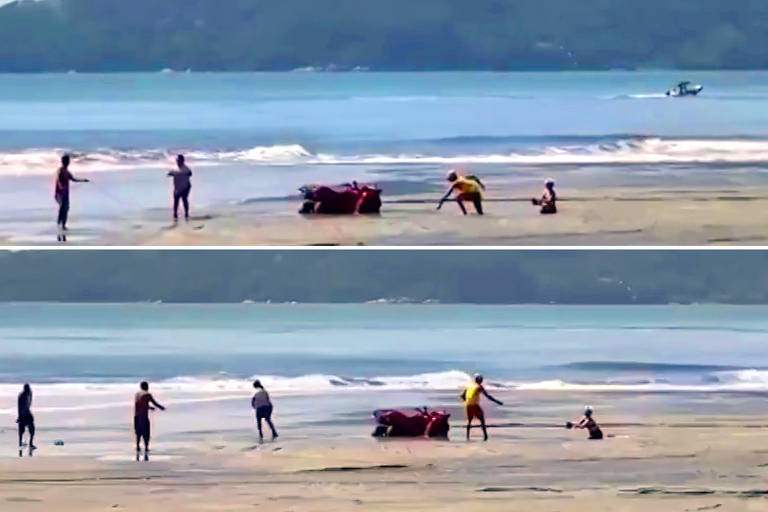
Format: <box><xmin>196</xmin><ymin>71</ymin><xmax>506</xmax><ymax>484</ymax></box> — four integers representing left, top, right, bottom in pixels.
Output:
<box><xmin>3</xmin><ymin>137</ymin><xmax>768</xmax><ymax>176</ymax></box>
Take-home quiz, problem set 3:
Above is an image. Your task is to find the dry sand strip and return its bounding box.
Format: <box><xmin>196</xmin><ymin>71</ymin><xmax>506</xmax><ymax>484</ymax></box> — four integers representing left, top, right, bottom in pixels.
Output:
<box><xmin>94</xmin><ymin>187</ymin><xmax>768</xmax><ymax>246</ymax></box>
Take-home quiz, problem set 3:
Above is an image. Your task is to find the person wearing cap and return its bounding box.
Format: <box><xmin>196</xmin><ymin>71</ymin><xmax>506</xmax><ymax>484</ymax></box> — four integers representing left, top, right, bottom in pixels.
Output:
<box><xmin>54</xmin><ymin>153</ymin><xmax>90</xmax><ymax>241</ymax></box>
<box><xmin>437</xmin><ymin>170</ymin><xmax>485</xmax><ymax>215</ymax></box>
<box><xmin>460</xmin><ymin>374</ymin><xmax>503</xmax><ymax>441</ymax></box>
<box><xmin>251</xmin><ymin>379</ymin><xmax>278</xmax><ymax>442</ymax></box>
<box><xmin>531</xmin><ymin>179</ymin><xmax>557</xmax><ymax>214</ymax></box>
<box><xmin>572</xmin><ymin>406</ymin><xmax>603</xmax><ymax>440</ymax></box>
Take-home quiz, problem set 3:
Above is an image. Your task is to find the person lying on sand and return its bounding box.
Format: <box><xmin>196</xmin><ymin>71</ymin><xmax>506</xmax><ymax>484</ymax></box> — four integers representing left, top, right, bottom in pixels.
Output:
<box><xmin>568</xmin><ymin>406</ymin><xmax>603</xmax><ymax>440</ymax></box>
<box><xmin>251</xmin><ymin>380</ymin><xmax>278</xmax><ymax>442</ymax></box>
<box><xmin>54</xmin><ymin>154</ymin><xmax>90</xmax><ymax>242</ymax></box>
<box><xmin>437</xmin><ymin>170</ymin><xmax>485</xmax><ymax>215</ymax></box>
<box><xmin>531</xmin><ymin>178</ymin><xmax>557</xmax><ymax>214</ymax></box>
<box><xmin>17</xmin><ymin>383</ymin><xmax>36</xmax><ymax>455</ymax></box>
<box><xmin>461</xmin><ymin>374</ymin><xmax>502</xmax><ymax>441</ymax></box>
<box><xmin>167</xmin><ymin>154</ymin><xmax>192</xmax><ymax>222</ymax></box>
<box><xmin>134</xmin><ymin>381</ymin><xmax>165</xmax><ymax>460</ymax></box>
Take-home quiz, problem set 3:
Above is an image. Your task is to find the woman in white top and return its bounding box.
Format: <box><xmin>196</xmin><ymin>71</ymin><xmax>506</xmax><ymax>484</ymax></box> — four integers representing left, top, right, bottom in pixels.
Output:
<box><xmin>251</xmin><ymin>380</ymin><xmax>278</xmax><ymax>441</ymax></box>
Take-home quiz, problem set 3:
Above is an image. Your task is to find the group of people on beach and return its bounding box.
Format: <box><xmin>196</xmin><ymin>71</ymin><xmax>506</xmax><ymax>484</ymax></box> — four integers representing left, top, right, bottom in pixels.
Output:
<box><xmin>15</xmin><ymin>374</ymin><xmax>599</xmax><ymax>459</ymax></box>
<box><xmin>54</xmin><ymin>154</ymin><xmax>193</xmax><ymax>241</ymax></box>
<box><xmin>461</xmin><ymin>374</ymin><xmax>601</xmax><ymax>441</ymax></box>
<box><xmin>438</xmin><ymin>170</ymin><xmax>557</xmax><ymax>216</ymax></box>
<box><xmin>15</xmin><ymin>379</ymin><xmax>278</xmax><ymax>460</ymax></box>
<box><xmin>52</xmin><ymin>155</ymin><xmax>558</xmax><ymax>241</ymax></box>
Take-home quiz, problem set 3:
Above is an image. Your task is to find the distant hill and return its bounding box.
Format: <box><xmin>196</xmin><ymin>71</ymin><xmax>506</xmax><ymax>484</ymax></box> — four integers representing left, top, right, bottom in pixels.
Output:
<box><xmin>1</xmin><ymin>0</ymin><xmax>768</xmax><ymax>71</ymax></box>
<box><xmin>0</xmin><ymin>250</ymin><xmax>766</xmax><ymax>304</ymax></box>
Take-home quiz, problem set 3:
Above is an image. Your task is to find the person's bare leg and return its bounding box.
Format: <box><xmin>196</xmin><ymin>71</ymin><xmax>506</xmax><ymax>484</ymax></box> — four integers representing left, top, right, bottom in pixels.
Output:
<box><xmin>474</xmin><ymin>198</ymin><xmax>484</xmax><ymax>215</ymax></box>
<box><xmin>28</xmin><ymin>424</ymin><xmax>36</xmax><ymax>451</ymax></box>
<box><xmin>466</xmin><ymin>419</ymin><xmax>472</xmax><ymax>440</ymax></box>
<box><xmin>143</xmin><ymin>432</ymin><xmax>150</xmax><ymax>461</ymax></box>
<box><xmin>480</xmin><ymin>413</ymin><xmax>488</xmax><ymax>441</ymax></box>
<box><xmin>456</xmin><ymin>199</ymin><xmax>467</xmax><ymax>215</ymax></box>
<box><xmin>257</xmin><ymin>417</ymin><xmax>264</xmax><ymax>442</ymax></box>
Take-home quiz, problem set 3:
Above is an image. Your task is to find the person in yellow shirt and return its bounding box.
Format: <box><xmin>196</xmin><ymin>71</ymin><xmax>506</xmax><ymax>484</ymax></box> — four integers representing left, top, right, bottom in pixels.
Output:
<box><xmin>460</xmin><ymin>374</ymin><xmax>503</xmax><ymax>441</ymax></box>
<box><xmin>437</xmin><ymin>170</ymin><xmax>485</xmax><ymax>215</ymax></box>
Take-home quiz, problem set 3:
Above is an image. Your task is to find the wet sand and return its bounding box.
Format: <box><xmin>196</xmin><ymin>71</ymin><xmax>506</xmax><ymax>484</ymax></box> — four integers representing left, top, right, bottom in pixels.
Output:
<box><xmin>96</xmin><ymin>186</ymin><xmax>768</xmax><ymax>246</ymax></box>
<box><xmin>2</xmin><ymin>391</ymin><xmax>767</xmax><ymax>511</ymax></box>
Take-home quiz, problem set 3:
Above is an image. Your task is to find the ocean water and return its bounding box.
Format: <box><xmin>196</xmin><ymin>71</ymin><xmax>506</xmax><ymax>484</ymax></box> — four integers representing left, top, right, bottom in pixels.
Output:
<box><xmin>2</xmin><ymin>71</ymin><xmax>768</xmax><ymax>222</ymax></box>
<box><xmin>2</xmin><ymin>303</ymin><xmax>768</xmax><ymax>396</ymax></box>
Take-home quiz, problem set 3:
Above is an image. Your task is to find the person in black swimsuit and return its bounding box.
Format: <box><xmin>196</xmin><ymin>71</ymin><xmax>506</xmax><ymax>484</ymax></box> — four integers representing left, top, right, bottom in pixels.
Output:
<box><xmin>17</xmin><ymin>383</ymin><xmax>36</xmax><ymax>455</ymax></box>
<box><xmin>573</xmin><ymin>406</ymin><xmax>603</xmax><ymax>440</ymax></box>
<box><xmin>531</xmin><ymin>178</ymin><xmax>557</xmax><ymax>214</ymax></box>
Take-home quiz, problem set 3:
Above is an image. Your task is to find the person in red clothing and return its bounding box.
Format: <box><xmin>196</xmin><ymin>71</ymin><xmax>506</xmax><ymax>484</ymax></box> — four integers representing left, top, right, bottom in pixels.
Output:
<box><xmin>54</xmin><ymin>154</ymin><xmax>89</xmax><ymax>241</ymax></box>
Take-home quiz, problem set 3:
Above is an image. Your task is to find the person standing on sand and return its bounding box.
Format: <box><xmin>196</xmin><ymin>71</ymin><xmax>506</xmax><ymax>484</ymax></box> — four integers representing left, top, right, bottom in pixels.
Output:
<box><xmin>531</xmin><ymin>178</ymin><xmax>557</xmax><ymax>214</ymax></box>
<box><xmin>134</xmin><ymin>381</ymin><xmax>165</xmax><ymax>461</ymax></box>
<box><xmin>437</xmin><ymin>170</ymin><xmax>485</xmax><ymax>215</ymax></box>
<box><xmin>54</xmin><ymin>154</ymin><xmax>90</xmax><ymax>242</ymax></box>
<box><xmin>167</xmin><ymin>154</ymin><xmax>192</xmax><ymax>222</ymax></box>
<box><xmin>251</xmin><ymin>380</ymin><xmax>278</xmax><ymax>442</ymax></box>
<box><xmin>17</xmin><ymin>383</ymin><xmax>36</xmax><ymax>455</ymax></box>
<box><xmin>460</xmin><ymin>374</ymin><xmax>503</xmax><ymax>441</ymax></box>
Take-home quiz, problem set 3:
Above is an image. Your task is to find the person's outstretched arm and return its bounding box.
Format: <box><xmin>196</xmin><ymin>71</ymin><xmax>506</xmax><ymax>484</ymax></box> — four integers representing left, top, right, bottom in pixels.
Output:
<box><xmin>437</xmin><ymin>186</ymin><xmax>455</xmax><ymax>210</ymax></box>
<box><xmin>148</xmin><ymin>395</ymin><xmax>165</xmax><ymax>411</ymax></box>
<box><xmin>482</xmin><ymin>388</ymin><xmax>503</xmax><ymax>405</ymax></box>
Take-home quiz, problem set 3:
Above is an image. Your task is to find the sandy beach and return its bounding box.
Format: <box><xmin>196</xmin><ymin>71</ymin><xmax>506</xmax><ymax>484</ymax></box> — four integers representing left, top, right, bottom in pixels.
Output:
<box><xmin>0</xmin><ymin>184</ymin><xmax>763</xmax><ymax>246</ymax></box>
<box><xmin>2</xmin><ymin>390</ymin><xmax>767</xmax><ymax>511</ymax></box>
<box><xmin>95</xmin><ymin>186</ymin><xmax>768</xmax><ymax>246</ymax></box>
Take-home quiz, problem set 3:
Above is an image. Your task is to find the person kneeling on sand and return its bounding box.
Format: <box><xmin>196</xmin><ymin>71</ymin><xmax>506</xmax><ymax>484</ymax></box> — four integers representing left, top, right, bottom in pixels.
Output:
<box><xmin>251</xmin><ymin>380</ymin><xmax>278</xmax><ymax>442</ymax></box>
<box><xmin>461</xmin><ymin>374</ymin><xmax>503</xmax><ymax>441</ymax></box>
<box><xmin>134</xmin><ymin>381</ymin><xmax>165</xmax><ymax>461</ymax></box>
<box><xmin>437</xmin><ymin>170</ymin><xmax>485</xmax><ymax>215</ymax></box>
<box><xmin>531</xmin><ymin>178</ymin><xmax>557</xmax><ymax>214</ymax></box>
<box><xmin>568</xmin><ymin>406</ymin><xmax>603</xmax><ymax>440</ymax></box>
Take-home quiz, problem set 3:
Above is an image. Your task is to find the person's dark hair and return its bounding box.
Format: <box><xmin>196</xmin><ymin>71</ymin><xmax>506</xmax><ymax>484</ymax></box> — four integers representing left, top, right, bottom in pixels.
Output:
<box><xmin>22</xmin><ymin>383</ymin><xmax>31</xmax><ymax>394</ymax></box>
<box><xmin>61</xmin><ymin>154</ymin><xmax>70</xmax><ymax>166</ymax></box>
<box><xmin>140</xmin><ymin>381</ymin><xmax>149</xmax><ymax>391</ymax></box>
<box><xmin>253</xmin><ymin>379</ymin><xmax>263</xmax><ymax>389</ymax></box>
<box><xmin>177</xmin><ymin>154</ymin><xmax>185</xmax><ymax>164</ymax></box>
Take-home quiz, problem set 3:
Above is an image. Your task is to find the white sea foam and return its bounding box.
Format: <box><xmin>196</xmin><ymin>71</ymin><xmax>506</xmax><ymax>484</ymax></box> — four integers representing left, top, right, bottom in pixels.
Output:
<box><xmin>2</xmin><ymin>369</ymin><xmax>768</xmax><ymax>416</ymax></box>
<box><xmin>3</xmin><ymin>138</ymin><xmax>768</xmax><ymax>177</ymax></box>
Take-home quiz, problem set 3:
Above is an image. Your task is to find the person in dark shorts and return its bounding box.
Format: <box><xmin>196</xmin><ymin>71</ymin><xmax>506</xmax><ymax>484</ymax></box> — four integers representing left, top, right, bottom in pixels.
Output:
<box><xmin>54</xmin><ymin>154</ymin><xmax>90</xmax><ymax>241</ymax></box>
<box><xmin>571</xmin><ymin>406</ymin><xmax>603</xmax><ymax>440</ymax></box>
<box><xmin>251</xmin><ymin>380</ymin><xmax>278</xmax><ymax>442</ymax></box>
<box><xmin>460</xmin><ymin>374</ymin><xmax>503</xmax><ymax>441</ymax></box>
<box><xmin>167</xmin><ymin>154</ymin><xmax>192</xmax><ymax>221</ymax></box>
<box><xmin>134</xmin><ymin>381</ymin><xmax>165</xmax><ymax>460</ymax></box>
<box><xmin>17</xmin><ymin>383</ymin><xmax>36</xmax><ymax>455</ymax></box>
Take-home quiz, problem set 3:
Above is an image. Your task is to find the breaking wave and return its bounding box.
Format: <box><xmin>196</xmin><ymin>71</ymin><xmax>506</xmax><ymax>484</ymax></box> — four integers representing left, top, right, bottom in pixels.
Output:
<box><xmin>3</xmin><ymin>137</ymin><xmax>768</xmax><ymax>176</ymax></box>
